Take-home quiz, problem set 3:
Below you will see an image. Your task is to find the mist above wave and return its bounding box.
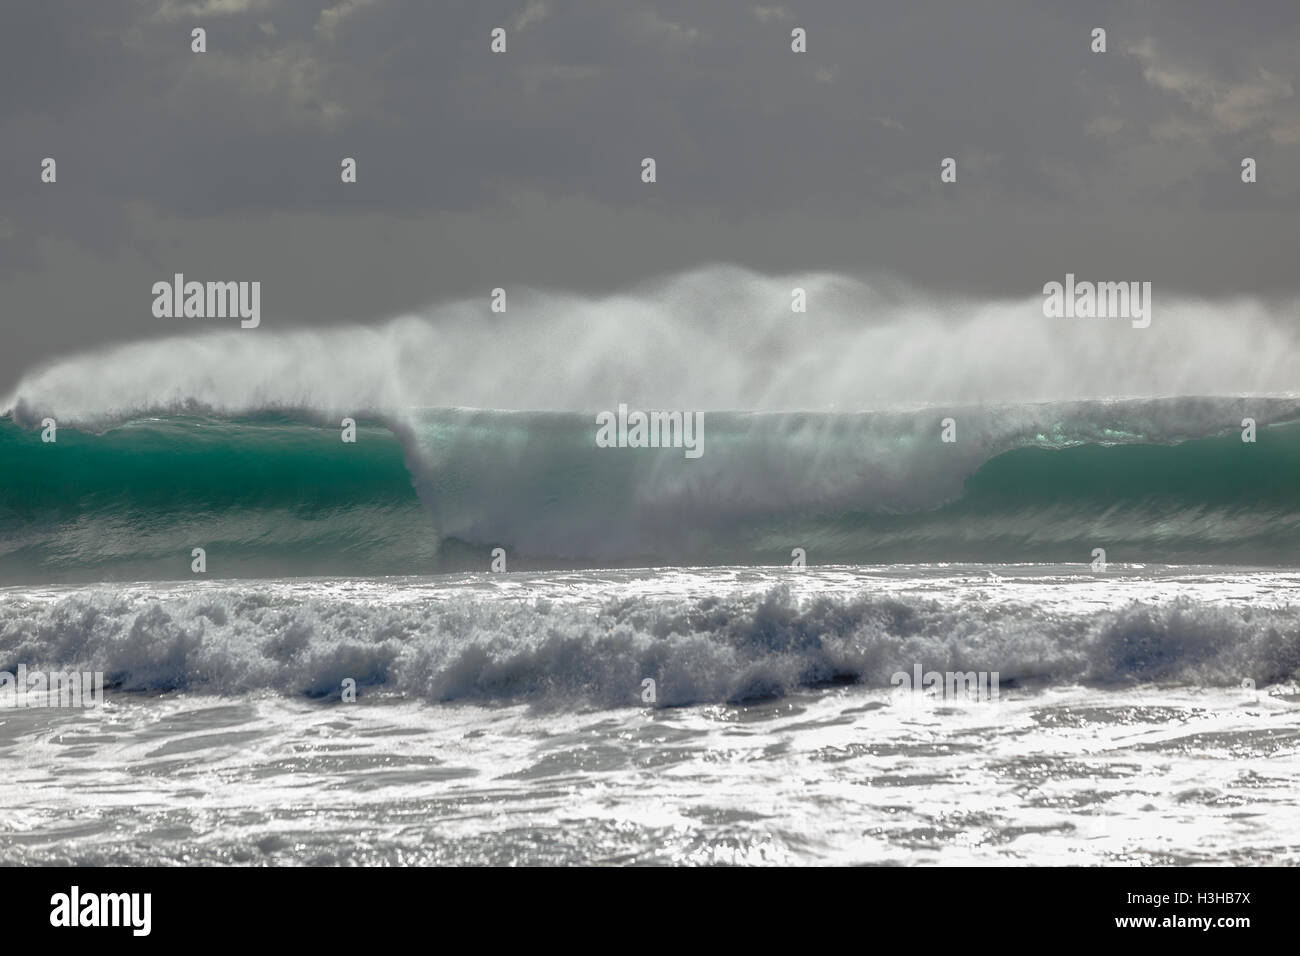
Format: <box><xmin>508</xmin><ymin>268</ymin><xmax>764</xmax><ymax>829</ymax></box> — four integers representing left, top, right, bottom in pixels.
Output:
<box><xmin>5</xmin><ymin>266</ymin><xmax>1300</xmax><ymax>426</ymax></box>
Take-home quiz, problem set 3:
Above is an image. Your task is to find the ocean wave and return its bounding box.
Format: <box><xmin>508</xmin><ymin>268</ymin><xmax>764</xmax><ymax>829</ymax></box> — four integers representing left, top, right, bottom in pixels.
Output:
<box><xmin>2</xmin><ymin>579</ymin><xmax>1297</xmax><ymax>707</ymax></box>
<box><xmin>3</xmin><ymin>398</ymin><xmax>1300</xmax><ymax>577</ymax></box>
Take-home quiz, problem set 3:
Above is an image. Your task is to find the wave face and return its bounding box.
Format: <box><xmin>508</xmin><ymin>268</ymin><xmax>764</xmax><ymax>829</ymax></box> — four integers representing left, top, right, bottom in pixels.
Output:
<box><xmin>0</xmin><ymin>415</ymin><xmax>438</xmax><ymax>581</ymax></box>
<box><xmin>3</xmin><ymin>396</ymin><xmax>1300</xmax><ymax>578</ymax></box>
<box><xmin>3</xmin><ymin>569</ymin><xmax>1299</xmax><ymax>706</ymax></box>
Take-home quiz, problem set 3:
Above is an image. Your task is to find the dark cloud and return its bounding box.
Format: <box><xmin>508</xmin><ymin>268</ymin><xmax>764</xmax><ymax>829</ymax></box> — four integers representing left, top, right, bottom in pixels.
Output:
<box><xmin>1</xmin><ymin>0</ymin><xmax>1297</xmax><ymax>391</ymax></box>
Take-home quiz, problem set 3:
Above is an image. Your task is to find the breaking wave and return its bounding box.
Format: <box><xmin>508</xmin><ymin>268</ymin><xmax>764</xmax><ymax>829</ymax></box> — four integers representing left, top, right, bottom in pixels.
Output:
<box><xmin>2</xmin><ymin>575</ymin><xmax>1298</xmax><ymax>706</ymax></box>
<box><xmin>3</xmin><ymin>396</ymin><xmax>1300</xmax><ymax>578</ymax></box>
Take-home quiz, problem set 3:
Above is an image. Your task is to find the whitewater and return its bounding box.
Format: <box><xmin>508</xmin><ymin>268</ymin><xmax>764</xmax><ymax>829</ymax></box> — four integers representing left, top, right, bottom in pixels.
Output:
<box><xmin>3</xmin><ymin>566</ymin><xmax>1299</xmax><ymax>865</ymax></box>
<box><xmin>3</xmin><ymin>268</ymin><xmax>1300</xmax><ymax>865</ymax></box>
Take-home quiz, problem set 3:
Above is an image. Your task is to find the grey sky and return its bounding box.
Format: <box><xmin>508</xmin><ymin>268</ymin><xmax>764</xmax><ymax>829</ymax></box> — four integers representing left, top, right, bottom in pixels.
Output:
<box><xmin>1</xmin><ymin>0</ymin><xmax>1298</xmax><ymax>394</ymax></box>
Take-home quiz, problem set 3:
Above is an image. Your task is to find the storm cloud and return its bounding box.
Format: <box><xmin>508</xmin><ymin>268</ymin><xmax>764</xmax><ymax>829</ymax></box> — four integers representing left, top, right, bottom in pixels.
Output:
<box><xmin>1</xmin><ymin>0</ymin><xmax>1297</xmax><ymax>392</ymax></box>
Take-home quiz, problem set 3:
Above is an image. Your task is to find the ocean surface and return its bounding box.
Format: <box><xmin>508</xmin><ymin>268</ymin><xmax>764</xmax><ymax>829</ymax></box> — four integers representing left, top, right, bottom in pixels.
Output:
<box><xmin>2</xmin><ymin>398</ymin><xmax>1299</xmax><ymax>865</ymax></box>
<box><xmin>1</xmin><ymin>565</ymin><xmax>1298</xmax><ymax>865</ymax></box>
<box><xmin>5</xmin><ymin>396</ymin><xmax>1300</xmax><ymax>580</ymax></box>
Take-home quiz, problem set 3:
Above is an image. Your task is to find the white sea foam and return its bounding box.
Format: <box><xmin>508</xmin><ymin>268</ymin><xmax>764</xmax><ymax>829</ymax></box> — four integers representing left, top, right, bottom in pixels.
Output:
<box><xmin>3</xmin><ymin>567</ymin><xmax>1298</xmax><ymax>708</ymax></box>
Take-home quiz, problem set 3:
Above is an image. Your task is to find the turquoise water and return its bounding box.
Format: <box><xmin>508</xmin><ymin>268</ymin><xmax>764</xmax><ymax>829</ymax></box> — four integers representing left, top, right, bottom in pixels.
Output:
<box><xmin>4</xmin><ymin>398</ymin><xmax>1300</xmax><ymax>580</ymax></box>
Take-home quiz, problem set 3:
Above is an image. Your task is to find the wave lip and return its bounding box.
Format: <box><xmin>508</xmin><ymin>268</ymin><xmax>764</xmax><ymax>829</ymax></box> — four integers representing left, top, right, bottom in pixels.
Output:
<box><xmin>7</xmin><ymin>268</ymin><xmax>1300</xmax><ymax>421</ymax></box>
